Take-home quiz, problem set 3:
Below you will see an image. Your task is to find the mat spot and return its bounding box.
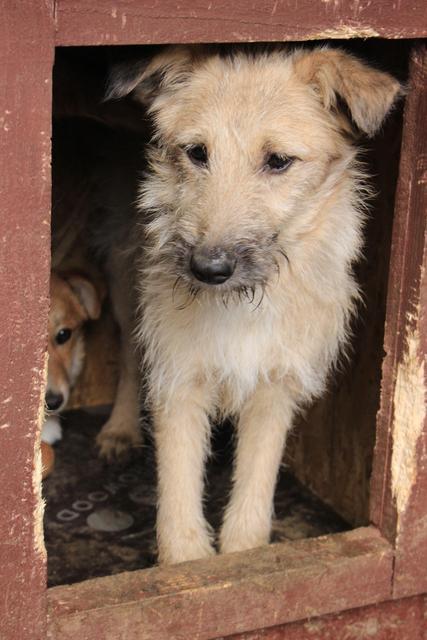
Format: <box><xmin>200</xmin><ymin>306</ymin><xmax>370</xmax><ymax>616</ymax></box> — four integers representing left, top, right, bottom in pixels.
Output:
<box><xmin>87</xmin><ymin>508</ymin><xmax>134</xmax><ymax>532</ymax></box>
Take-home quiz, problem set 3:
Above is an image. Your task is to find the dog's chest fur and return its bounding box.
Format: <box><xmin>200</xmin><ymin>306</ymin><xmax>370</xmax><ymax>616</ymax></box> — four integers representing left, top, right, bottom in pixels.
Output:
<box><xmin>140</xmin><ymin>270</ymin><xmax>345</xmax><ymax>415</ymax></box>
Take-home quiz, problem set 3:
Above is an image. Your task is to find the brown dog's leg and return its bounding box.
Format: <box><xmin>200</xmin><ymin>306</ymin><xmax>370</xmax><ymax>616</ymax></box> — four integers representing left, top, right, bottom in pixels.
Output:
<box><xmin>97</xmin><ymin>253</ymin><xmax>141</xmax><ymax>460</ymax></box>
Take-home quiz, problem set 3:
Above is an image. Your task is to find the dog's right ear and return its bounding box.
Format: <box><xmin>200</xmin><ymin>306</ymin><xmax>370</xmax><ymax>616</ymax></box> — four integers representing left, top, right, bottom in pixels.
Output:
<box><xmin>105</xmin><ymin>46</ymin><xmax>197</xmax><ymax>106</ymax></box>
<box><xmin>67</xmin><ymin>275</ymin><xmax>102</xmax><ymax>321</ymax></box>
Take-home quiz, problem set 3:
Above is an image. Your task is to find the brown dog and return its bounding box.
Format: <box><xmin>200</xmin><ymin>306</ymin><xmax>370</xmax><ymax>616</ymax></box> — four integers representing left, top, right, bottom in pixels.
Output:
<box><xmin>42</xmin><ymin>272</ymin><xmax>101</xmax><ymax>444</ymax></box>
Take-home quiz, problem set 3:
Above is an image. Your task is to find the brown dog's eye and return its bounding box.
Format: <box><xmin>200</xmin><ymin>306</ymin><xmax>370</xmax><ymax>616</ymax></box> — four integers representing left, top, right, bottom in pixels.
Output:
<box><xmin>186</xmin><ymin>144</ymin><xmax>208</xmax><ymax>167</ymax></box>
<box><xmin>56</xmin><ymin>328</ymin><xmax>72</xmax><ymax>345</ymax></box>
<box><xmin>265</xmin><ymin>153</ymin><xmax>294</xmax><ymax>173</ymax></box>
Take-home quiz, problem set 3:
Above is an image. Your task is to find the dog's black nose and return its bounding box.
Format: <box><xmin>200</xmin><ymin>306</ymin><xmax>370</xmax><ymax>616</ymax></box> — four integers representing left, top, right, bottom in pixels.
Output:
<box><xmin>190</xmin><ymin>247</ymin><xmax>236</xmax><ymax>284</ymax></box>
<box><xmin>45</xmin><ymin>392</ymin><xmax>64</xmax><ymax>412</ymax></box>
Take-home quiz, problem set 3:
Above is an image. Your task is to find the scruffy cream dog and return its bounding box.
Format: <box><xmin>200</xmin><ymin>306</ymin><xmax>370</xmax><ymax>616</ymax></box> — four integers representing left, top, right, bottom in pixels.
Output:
<box><xmin>104</xmin><ymin>46</ymin><xmax>401</xmax><ymax>564</ymax></box>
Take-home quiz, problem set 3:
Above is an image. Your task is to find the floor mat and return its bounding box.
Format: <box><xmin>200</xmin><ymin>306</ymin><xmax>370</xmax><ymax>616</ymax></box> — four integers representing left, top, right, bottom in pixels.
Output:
<box><xmin>43</xmin><ymin>409</ymin><xmax>349</xmax><ymax>587</ymax></box>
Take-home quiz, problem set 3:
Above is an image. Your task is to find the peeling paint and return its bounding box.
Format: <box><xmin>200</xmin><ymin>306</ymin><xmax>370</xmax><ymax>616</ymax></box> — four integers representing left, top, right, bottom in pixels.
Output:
<box><xmin>391</xmin><ymin>308</ymin><xmax>426</xmax><ymax>527</ymax></box>
<box><xmin>308</xmin><ymin>25</ymin><xmax>381</xmax><ymax>39</ymax></box>
<box><xmin>33</xmin><ymin>351</ymin><xmax>48</xmax><ymax>558</ymax></box>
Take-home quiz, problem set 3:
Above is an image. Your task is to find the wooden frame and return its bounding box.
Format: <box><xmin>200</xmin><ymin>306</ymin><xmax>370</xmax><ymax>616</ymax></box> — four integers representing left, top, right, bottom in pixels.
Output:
<box><xmin>370</xmin><ymin>44</ymin><xmax>427</xmax><ymax>600</ymax></box>
<box><xmin>1</xmin><ymin>3</ymin><xmax>426</xmax><ymax>639</ymax></box>
<box><xmin>48</xmin><ymin>528</ymin><xmax>393</xmax><ymax>639</ymax></box>
<box><xmin>54</xmin><ymin>1</ymin><xmax>427</xmax><ymax>45</ymax></box>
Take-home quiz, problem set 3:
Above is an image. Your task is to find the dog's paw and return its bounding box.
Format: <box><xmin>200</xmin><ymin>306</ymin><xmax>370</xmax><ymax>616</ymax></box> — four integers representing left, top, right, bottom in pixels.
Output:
<box><xmin>219</xmin><ymin>516</ymin><xmax>270</xmax><ymax>555</ymax></box>
<box><xmin>96</xmin><ymin>420</ymin><xmax>142</xmax><ymax>462</ymax></box>
<box><xmin>158</xmin><ymin>532</ymin><xmax>216</xmax><ymax>565</ymax></box>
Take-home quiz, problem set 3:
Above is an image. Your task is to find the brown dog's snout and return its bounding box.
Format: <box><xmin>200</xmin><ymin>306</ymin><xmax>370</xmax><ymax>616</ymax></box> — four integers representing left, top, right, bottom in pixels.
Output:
<box><xmin>190</xmin><ymin>246</ymin><xmax>236</xmax><ymax>285</ymax></box>
<box><xmin>45</xmin><ymin>390</ymin><xmax>65</xmax><ymax>412</ymax></box>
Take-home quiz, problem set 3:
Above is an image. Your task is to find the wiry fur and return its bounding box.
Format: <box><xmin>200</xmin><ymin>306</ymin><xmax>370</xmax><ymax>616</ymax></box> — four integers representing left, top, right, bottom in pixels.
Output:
<box><xmin>105</xmin><ymin>45</ymin><xmax>401</xmax><ymax>563</ymax></box>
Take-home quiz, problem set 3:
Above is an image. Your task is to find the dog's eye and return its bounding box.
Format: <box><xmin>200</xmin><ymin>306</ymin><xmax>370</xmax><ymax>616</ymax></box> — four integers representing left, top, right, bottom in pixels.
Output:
<box><xmin>265</xmin><ymin>153</ymin><xmax>294</xmax><ymax>173</ymax></box>
<box><xmin>56</xmin><ymin>328</ymin><xmax>72</xmax><ymax>345</ymax></box>
<box><xmin>185</xmin><ymin>144</ymin><xmax>208</xmax><ymax>167</ymax></box>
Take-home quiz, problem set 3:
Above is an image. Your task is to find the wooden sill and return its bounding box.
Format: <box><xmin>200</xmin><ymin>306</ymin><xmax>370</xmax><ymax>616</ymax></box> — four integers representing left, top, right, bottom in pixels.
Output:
<box><xmin>47</xmin><ymin>526</ymin><xmax>393</xmax><ymax>640</ymax></box>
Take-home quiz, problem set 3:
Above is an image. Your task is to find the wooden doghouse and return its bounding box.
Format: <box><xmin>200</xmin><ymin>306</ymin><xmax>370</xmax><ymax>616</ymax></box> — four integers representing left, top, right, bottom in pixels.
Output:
<box><xmin>1</xmin><ymin>3</ymin><xmax>426</xmax><ymax>639</ymax></box>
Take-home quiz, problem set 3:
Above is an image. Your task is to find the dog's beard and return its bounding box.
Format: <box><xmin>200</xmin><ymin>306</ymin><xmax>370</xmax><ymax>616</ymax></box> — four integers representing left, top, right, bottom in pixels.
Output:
<box><xmin>171</xmin><ymin>276</ymin><xmax>267</xmax><ymax>311</ymax></box>
<box><xmin>147</xmin><ymin>232</ymin><xmax>289</xmax><ymax>310</ymax></box>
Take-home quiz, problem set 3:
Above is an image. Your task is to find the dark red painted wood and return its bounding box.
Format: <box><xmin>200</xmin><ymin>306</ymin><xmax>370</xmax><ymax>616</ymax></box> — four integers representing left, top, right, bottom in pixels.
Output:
<box><xmin>54</xmin><ymin>0</ymin><xmax>427</xmax><ymax>47</ymax></box>
<box><xmin>0</xmin><ymin>2</ymin><xmax>424</xmax><ymax>638</ymax></box>
<box><xmin>47</xmin><ymin>528</ymin><xmax>393</xmax><ymax>640</ymax></box>
<box><xmin>370</xmin><ymin>45</ymin><xmax>427</xmax><ymax>600</ymax></box>
<box><xmin>0</xmin><ymin>2</ymin><xmax>53</xmax><ymax>638</ymax></box>
<box><xmin>388</xmin><ymin>45</ymin><xmax>427</xmax><ymax>599</ymax></box>
<box><xmin>228</xmin><ymin>595</ymin><xmax>427</xmax><ymax>640</ymax></box>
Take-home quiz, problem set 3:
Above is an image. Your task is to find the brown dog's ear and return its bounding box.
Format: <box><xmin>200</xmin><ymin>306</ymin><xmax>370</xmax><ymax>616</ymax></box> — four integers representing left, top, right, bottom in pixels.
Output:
<box><xmin>105</xmin><ymin>46</ymin><xmax>198</xmax><ymax>105</ymax></box>
<box><xmin>67</xmin><ymin>276</ymin><xmax>102</xmax><ymax>320</ymax></box>
<box><xmin>294</xmin><ymin>47</ymin><xmax>403</xmax><ymax>137</ymax></box>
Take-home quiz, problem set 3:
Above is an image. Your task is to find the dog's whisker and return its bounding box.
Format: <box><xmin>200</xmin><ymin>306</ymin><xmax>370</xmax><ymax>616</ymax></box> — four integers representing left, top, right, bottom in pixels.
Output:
<box><xmin>176</xmin><ymin>298</ymin><xmax>193</xmax><ymax>310</ymax></box>
<box><xmin>273</xmin><ymin>257</ymin><xmax>281</xmax><ymax>282</ymax></box>
<box><xmin>278</xmin><ymin>248</ymin><xmax>290</xmax><ymax>265</ymax></box>
<box><xmin>175</xmin><ymin>286</ymin><xmax>197</xmax><ymax>310</ymax></box>
<box><xmin>172</xmin><ymin>275</ymin><xmax>183</xmax><ymax>304</ymax></box>
<box><xmin>243</xmin><ymin>286</ymin><xmax>253</xmax><ymax>303</ymax></box>
<box><xmin>252</xmin><ymin>284</ymin><xmax>266</xmax><ymax>311</ymax></box>
<box><xmin>192</xmin><ymin>286</ymin><xmax>201</xmax><ymax>305</ymax></box>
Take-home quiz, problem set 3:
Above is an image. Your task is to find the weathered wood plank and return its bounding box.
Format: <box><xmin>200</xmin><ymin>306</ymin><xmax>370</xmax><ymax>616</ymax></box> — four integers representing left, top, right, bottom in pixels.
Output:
<box><xmin>47</xmin><ymin>528</ymin><xmax>393</xmax><ymax>640</ymax></box>
<box><xmin>0</xmin><ymin>1</ymin><xmax>54</xmax><ymax>639</ymax></box>
<box><xmin>370</xmin><ymin>45</ymin><xmax>427</xmax><ymax>599</ymax></box>
<box><xmin>388</xmin><ymin>45</ymin><xmax>426</xmax><ymax>599</ymax></box>
<box><xmin>228</xmin><ymin>594</ymin><xmax>427</xmax><ymax>640</ymax></box>
<box><xmin>54</xmin><ymin>0</ymin><xmax>427</xmax><ymax>47</ymax></box>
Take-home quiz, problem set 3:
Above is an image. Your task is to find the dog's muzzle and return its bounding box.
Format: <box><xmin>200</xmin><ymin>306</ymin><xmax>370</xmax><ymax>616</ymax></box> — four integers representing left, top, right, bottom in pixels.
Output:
<box><xmin>190</xmin><ymin>246</ymin><xmax>236</xmax><ymax>285</ymax></box>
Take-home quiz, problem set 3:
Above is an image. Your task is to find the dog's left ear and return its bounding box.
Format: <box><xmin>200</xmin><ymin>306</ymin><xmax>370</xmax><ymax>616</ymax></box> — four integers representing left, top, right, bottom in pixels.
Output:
<box><xmin>105</xmin><ymin>46</ymin><xmax>199</xmax><ymax>106</ymax></box>
<box><xmin>67</xmin><ymin>276</ymin><xmax>102</xmax><ymax>320</ymax></box>
<box><xmin>294</xmin><ymin>48</ymin><xmax>403</xmax><ymax>137</ymax></box>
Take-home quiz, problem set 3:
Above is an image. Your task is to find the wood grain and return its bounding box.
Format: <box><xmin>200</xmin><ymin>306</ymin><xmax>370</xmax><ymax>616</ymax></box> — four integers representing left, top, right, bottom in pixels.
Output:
<box><xmin>229</xmin><ymin>594</ymin><xmax>427</xmax><ymax>640</ymax></box>
<box><xmin>54</xmin><ymin>0</ymin><xmax>427</xmax><ymax>46</ymax></box>
<box><xmin>47</xmin><ymin>527</ymin><xmax>393</xmax><ymax>640</ymax></box>
<box><xmin>0</xmin><ymin>1</ymin><xmax>54</xmax><ymax>638</ymax></box>
<box><xmin>390</xmin><ymin>44</ymin><xmax>427</xmax><ymax>600</ymax></box>
<box><xmin>384</xmin><ymin>45</ymin><xmax>426</xmax><ymax>599</ymax></box>
<box><xmin>370</xmin><ymin>45</ymin><xmax>427</xmax><ymax>600</ymax></box>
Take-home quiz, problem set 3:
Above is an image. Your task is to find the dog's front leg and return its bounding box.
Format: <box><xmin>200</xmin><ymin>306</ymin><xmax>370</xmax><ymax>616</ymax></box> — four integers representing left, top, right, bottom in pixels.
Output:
<box><xmin>220</xmin><ymin>382</ymin><xmax>296</xmax><ymax>554</ymax></box>
<box><xmin>97</xmin><ymin>332</ymin><xmax>141</xmax><ymax>460</ymax></box>
<box><xmin>154</xmin><ymin>383</ymin><xmax>215</xmax><ymax>564</ymax></box>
